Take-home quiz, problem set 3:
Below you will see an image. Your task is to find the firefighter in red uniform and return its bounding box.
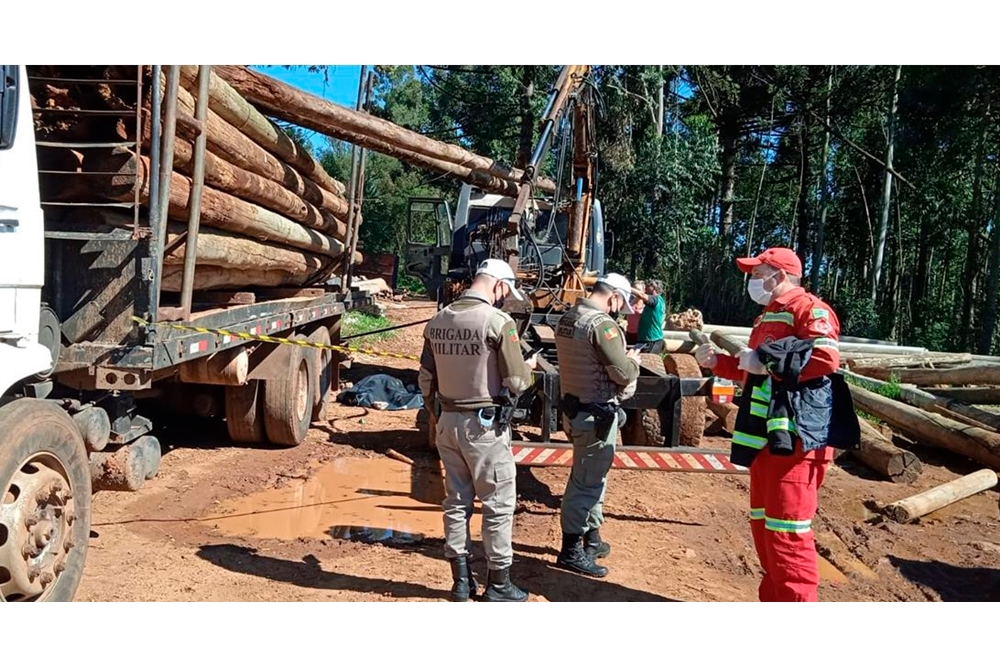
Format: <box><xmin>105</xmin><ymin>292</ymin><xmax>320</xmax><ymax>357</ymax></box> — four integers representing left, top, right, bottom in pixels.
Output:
<box><xmin>694</xmin><ymin>247</ymin><xmax>842</xmax><ymax>602</ymax></box>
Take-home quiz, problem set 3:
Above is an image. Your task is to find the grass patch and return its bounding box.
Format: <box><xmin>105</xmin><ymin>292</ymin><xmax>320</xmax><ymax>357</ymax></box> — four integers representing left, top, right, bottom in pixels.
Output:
<box><xmin>843</xmin><ymin>370</ymin><xmax>902</xmax><ymax>426</ymax></box>
<box><xmin>342</xmin><ymin>311</ymin><xmax>396</xmax><ymax>345</ymax></box>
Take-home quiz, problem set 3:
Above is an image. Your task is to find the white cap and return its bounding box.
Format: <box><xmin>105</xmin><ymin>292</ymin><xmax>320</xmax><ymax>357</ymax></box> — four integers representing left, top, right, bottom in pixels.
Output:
<box><xmin>596</xmin><ymin>272</ymin><xmax>634</xmax><ymax>314</ymax></box>
<box><xmin>476</xmin><ymin>258</ymin><xmax>524</xmax><ymax>301</ymax></box>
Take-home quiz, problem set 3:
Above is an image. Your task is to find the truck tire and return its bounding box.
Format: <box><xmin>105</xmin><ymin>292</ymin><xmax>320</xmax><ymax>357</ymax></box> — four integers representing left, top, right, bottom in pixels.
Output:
<box><xmin>0</xmin><ymin>399</ymin><xmax>91</xmax><ymax>602</ymax></box>
<box><xmin>305</xmin><ymin>327</ymin><xmax>334</xmax><ymax>423</ymax></box>
<box><xmin>225</xmin><ymin>381</ymin><xmax>266</xmax><ymax>444</ymax></box>
<box><xmin>621</xmin><ymin>407</ymin><xmax>666</xmax><ymax>448</ymax></box>
<box><xmin>262</xmin><ymin>346</ymin><xmax>315</xmax><ymax>447</ymax></box>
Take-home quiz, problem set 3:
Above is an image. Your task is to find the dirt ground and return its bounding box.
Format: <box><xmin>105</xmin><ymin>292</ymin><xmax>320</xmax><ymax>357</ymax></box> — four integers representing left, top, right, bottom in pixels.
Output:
<box><xmin>76</xmin><ymin>298</ymin><xmax>1000</xmax><ymax>602</ymax></box>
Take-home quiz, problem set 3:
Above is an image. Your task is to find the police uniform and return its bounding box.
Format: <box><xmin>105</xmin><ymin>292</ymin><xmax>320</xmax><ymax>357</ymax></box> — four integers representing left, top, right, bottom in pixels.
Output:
<box><xmin>553</xmin><ymin>286</ymin><xmax>640</xmax><ymax>578</ymax></box>
<box><xmin>418</xmin><ymin>287</ymin><xmax>533</xmax><ymax>602</ymax></box>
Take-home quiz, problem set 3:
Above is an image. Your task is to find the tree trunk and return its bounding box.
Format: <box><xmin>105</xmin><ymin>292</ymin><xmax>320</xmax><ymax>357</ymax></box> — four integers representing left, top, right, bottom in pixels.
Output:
<box><xmin>850</xmin><ymin>420</ymin><xmax>922</xmax><ymax>483</ymax></box>
<box><xmin>167</xmin><ymin>80</ymin><xmax>353</xmax><ymax>222</ymax></box>
<box><xmin>162</xmin><ymin>224</ymin><xmax>327</xmax><ymax>275</ymax></box>
<box><xmin>811</xmin><ymin>68</ymin><xmax>834</xmax><ymax>291</ymax></box>
<box><xmin>848</xmin><ymin>384</ymin><xmax>1000</xmax><ymax>470</ymax></box>
<box><xmin>89</xmin><ymin>150</ymin><xmax>347</xmax><ymax>258</ymax></box>
<box><xmin>850</xmin><ymin>363</ymin><xmax>1000</xmax><ymax>386</ymax></box>
<box><xmin>847</xmin><ymin>352</ymin><xmax>973</xmax><ymax>369</ymax></box>
<box><xmin>178</xmin><ymin>66</ymin><xmax>346</xmax><ymax>197</ymax></box>
<box><xmin>885</xmin><ymin>469</ymin><xmax>998</xmax><ymax>522</ymax></box>
<box><xmin>962</xmin><ymin>90</ymin><xmax>991</xmax><ymax>350</ymax></box>
<box><xmin>515</xmin><ymin>66</ymin><xmax>536</xmax><ymax>169</ymax></box>
<box><xmin>213</xmin><ymin>65</ymin><xmax>556</xmax><ymax>194</ymax></box>
<box><xmin>160</xmin><ymin>266</ymin><xmax>305</xmax><ymax>292</ymax></box>
<box><xmin>844</xmin><ymin>369</ymin><xmax>1000</xmax><ymax>431</ymax></box>
<box><xmin>871</xmin><ymin>65</ymin><xmax>901</xmax><ymax>301</ymax></box>
<box><xmin>718</xmin><ymin>113</ymin><xmax>739</xmax><ymax>239</ymax></box>
<box><xmin>145</xmin><ymin>117</ymin><xmax>345</xmax><ymax>239</ymax></box>
<box><xmin>796</xmin><ymin>113</ymin><xmax>813</xmax><ymax>267</ymax></box>
<box><xmin>977</xmin><ymin>170</ymin><xmax>1000</xmax><ymax>355</ymax></box>
<box><xmin>930</xmin><ymin>387</ymin><xmax>1000</xmax><ymax>404</ymax></box>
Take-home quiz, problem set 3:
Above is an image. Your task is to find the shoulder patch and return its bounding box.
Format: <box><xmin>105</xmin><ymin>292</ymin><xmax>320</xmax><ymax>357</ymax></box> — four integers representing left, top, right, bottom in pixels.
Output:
<box><xmin>811</xmin><ymin>307</ymin><xmax>829</xmax><ymax>319</ymax></box>
<box><xmin>602</xmin><ymin>325</ymin><xmax>619</xmax><ymax>341</ymax></box>
<box><xmin>506</xmin><ymin>327</ymin><xmax>519</xmax><ymax>343</ymax></box>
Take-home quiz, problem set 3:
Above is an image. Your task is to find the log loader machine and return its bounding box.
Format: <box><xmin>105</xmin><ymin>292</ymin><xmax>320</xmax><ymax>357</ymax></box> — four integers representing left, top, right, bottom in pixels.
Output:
<box><xmin>407</xmin><ymin>66</ymin><xmax>741</xmax><ymax>473</ymax></box>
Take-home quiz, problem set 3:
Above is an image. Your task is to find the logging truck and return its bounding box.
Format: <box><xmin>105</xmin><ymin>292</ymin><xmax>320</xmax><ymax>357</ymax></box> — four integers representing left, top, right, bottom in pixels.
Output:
<box><xmin>407</xmin><ymin>65</ymin><xmax>729</xmax><ymax>471</ymax></box>
<box><xmin>0</xmin><ymin>65</ymin><xmax>367</xmax><ymax>601</ymax></box>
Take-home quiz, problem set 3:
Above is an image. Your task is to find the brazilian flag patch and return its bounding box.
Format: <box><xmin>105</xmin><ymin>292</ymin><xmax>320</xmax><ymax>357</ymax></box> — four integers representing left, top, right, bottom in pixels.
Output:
<box><xmin>603</xmin><ymin>325</ymin><xmax>618</xmax><ymax>340</ymax></box>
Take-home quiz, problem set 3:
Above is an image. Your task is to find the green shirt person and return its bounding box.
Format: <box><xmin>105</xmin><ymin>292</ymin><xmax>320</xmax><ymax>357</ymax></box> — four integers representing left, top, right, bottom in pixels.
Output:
<box><xmin>633</xmin><ymin>279</ymin><xmax>666</xmax><ymax>353</ymax></box>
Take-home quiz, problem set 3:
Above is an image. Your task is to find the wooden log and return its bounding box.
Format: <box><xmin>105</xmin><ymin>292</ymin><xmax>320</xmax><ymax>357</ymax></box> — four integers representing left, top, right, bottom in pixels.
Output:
<box><xmin>851</xmin><ymin>420</ymin><xmax>922</xmax><ymax>483</ymax></box>
<box><xmin>884</xmin><ymin>469</ymin><xmax>998</xmax><ymax>522</ymax></box>
<box><xmin>213</xmin><ymin>65</ymin><xmax>556</xmax><ymax>195</ymax></box>
<box><xmin>705</xmin><ymin>400</ymin><xmax>738</xmax><ymax>434</ymax></box>
<box><xmin>847</xmin><ymin>384</ymin><xmax>1000</xmax><ymax>469</ymax></box>
<box><xmin>667</xmin><ymin>330</ymin><xmax>929</xmax><ymax>356</ymax></box>
<box><xmin>88</xmin><ymin>149</ymin><xmax>346</xmax><ymax>257</ymax></box>
<box><xmin>853</xmin><ymin>363</ymin><xmax>1000</xmax><ymax>387</ymax></box>
<box><xmin>846</xmin><ymin>352</ymin><xmax>973</xmax><ymax>369</ymax></box>
<box><xmin>843</xmin><ymin>369</ymin><xmax>1000</xmax><ymax>432</ymax></box>
<box><xmin>167</xmin><ymin>80</ymin><xmax>354</xmax><ymax>224</ymax></box>
<box><xmin>145</xmin><ymin>115</ymin><xmax>346</xmax><ymax>238</ymax></box>
<box><xmin>161</xmin><ymin>265</ymin><xmax>302</xmax><ymax>291</ymax></box>
<box><xmin>179</xmin><ymin>66</ymin><xmax>346</xmax><ymax>197</ymax></box>
<box><xmin>929</xmin><ymin>386</ymin><xmax>1000</xmax><ymax>404</ymax></box>
<box><xmin>163</xmin><ymin>224</ymin><xmax>326</xmax><ymax>275</ymax></box>
<box><xmin>698</xmin><ymin>323</ymin><xmax>900</xmax><ymax>347</ymax></box>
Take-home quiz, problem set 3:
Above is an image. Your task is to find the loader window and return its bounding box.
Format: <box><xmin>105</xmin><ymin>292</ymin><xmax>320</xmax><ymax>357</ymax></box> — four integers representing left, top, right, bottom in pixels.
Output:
<box><xmin>0</xmin><ymin>66</ymin><xmax>19</xmax><ymax>150</ymax></box>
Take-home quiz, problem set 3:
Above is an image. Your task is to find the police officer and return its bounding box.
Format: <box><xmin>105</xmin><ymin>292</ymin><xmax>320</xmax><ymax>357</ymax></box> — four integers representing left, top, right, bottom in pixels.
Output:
<box><xmin>418</xmin><ymin>259</ymin><xmax>538</xmax><ymax>602</ymax></box>
<box><xmin>553</xmin><ymin>273</ymin><xmax>641</xmax><ymax>578</ymax></box>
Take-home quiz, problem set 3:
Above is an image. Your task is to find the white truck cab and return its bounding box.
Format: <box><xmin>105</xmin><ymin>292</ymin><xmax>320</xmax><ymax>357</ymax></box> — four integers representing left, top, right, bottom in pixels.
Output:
<box><xmin>0</xmin><ymin>65</ymin><xmax>54</xmax><ymax>393</ymax></box>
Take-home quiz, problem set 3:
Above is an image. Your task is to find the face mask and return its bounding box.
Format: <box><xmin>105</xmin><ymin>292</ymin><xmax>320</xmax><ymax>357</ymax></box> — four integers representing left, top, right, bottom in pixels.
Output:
<box><xmin>493</xmin><ymin>285</ymin><xmax>506</xmax><ymax>309</ymax></box>
<box><xmin>608</xmin><ymin>295</ymin><xmax>621</xmax><ymax>320</ymax></box>
<box><xmin>747</xmin><ymin>272</ymin><xmax>778</xmax><ymax>306</ymax></box>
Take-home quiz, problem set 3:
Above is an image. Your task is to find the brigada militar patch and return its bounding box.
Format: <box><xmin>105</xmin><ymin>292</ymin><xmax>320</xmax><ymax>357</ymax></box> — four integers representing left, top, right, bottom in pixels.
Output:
<box><xmin>507</xmin><ymin>327</ymin><xmax>519</xmax><ymax>343</ymax></box>
<box><xmin>603</xmin><ymin>325</ymin><xmax>618</xmax><ymax>340</ymax></box>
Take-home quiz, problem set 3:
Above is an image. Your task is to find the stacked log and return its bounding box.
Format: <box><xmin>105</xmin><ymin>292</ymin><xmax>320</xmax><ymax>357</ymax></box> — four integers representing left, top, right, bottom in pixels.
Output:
<box><xmin>212</xmin><ymin>66</ymin><xmax>557</xmax><ymax>197</ymax></box>
<box><xmin>27</xmin><ymin>65</ymin><xmax>360</xmax><ymax>295</ymax></box>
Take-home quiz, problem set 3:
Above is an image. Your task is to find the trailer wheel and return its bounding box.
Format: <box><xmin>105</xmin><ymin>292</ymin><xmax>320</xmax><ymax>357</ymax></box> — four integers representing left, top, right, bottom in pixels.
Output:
<box><xmin>225</xmin><ymin>381</ymin><xmax>266</xmax><ymax>444</ymax></box>
<box><xmin>262</xmin><ymin>345</ymin><xmax>315</xmax><ymax>447</ymax></box>
<box><xmin>0</xmin><ymin>399</ymin><xmax>91</xmax><ymax>602</ymax></box>
<box><xmin>305</xmin><ymin>327</ymin><xmax>334</xmax><ymax>423</ymax></box>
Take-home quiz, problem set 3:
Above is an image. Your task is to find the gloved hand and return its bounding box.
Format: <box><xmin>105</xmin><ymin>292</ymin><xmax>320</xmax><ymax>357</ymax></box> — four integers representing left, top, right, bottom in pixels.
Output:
<box><xmin>737</xmin><ymin>347</ymin><xmax>767</xmax><ymax>375</ymax></box>
<box><xmin>694</xmin><ymin>343</ymin><xmax>717</xmax><ymax>369</ymax></box>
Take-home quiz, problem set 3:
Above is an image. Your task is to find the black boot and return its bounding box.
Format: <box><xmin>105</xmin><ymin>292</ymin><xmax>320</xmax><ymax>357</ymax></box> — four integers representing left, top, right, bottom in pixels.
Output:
<box><xmin>482</xmin><ymin>567</ymin><xmax>528</xmax><ymax>602</ymax></box>
<box><xmin>584</xmin><ymin>527</ymin><xmax>611</xmax><ymax>559</ymax></box>
<box><xmin>556</xmin><ymin>533</ymin><xmax>609</xmax><ymax>578</ymax></box>
<box><xmin>449</xmin><ymin>556</ymin><xmax>474</xmax><ymax>602</ymax></box>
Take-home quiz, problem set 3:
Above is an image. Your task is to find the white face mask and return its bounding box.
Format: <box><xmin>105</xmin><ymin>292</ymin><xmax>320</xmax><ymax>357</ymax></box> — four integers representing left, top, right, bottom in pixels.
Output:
<box><xmin>748</xmin><ymin>273</ymin><xmax>777</xmax><ymax>306</ymax></box>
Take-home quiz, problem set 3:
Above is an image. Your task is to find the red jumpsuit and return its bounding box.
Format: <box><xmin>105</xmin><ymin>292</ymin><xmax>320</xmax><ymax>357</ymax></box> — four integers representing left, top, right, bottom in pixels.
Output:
<box><xmin>714</xmin><ymin>286</ymin><xmax>840</xmax><ymax>602</ymax></box>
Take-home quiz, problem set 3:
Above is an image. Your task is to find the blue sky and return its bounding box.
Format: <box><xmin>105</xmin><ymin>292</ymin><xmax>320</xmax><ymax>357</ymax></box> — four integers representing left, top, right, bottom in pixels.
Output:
<box><xmin>252</xmin><ymin>65</ymin><xmax>368</xmax><ymax>153</ymax></box>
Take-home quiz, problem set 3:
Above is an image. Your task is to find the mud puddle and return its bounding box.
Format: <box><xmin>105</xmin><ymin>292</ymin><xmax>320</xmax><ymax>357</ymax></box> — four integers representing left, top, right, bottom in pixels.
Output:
<box><xmin>205</xmin><ymin>457</ymin><xmax>481</xmax><ymax>543</ymax></box>
<box><xmin>817</xmin><ymin>555</ymin><xmax>849</xmax><ymax>585</ymax></box>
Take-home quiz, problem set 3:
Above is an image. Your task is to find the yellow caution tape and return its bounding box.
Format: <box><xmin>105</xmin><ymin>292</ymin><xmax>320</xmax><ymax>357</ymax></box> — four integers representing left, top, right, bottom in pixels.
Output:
<box><xmin>131</xmin><ymin>316</ymin><xmax>420</xmax><ymax>361</ymax></box>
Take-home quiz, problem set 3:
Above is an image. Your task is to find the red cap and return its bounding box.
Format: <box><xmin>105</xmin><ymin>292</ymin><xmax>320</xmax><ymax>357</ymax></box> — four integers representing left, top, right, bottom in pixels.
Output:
<box><xmin>736</xmin><ymin>247</ymin><xmax>803</xmax><ymax>277</ymax></box>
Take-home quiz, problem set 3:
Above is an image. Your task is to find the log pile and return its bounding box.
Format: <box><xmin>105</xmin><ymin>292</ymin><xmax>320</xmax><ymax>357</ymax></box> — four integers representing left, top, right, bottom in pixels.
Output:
<box><xmin>28</xmin><ymin>65</ymin><xmax>360</xmax><ymax>294</ymax></box>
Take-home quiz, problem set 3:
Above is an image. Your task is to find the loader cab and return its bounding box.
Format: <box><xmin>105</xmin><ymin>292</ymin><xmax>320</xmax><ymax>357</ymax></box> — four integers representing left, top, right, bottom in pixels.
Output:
<box><xmin>406</xmin><ymin>183</ymin><xmax>609</xmax><ymax>306</ymax></box>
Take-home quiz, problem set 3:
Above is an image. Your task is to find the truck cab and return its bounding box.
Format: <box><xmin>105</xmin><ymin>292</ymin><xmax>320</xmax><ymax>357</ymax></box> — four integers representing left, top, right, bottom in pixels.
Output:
<box><xmin>406</xmin><ymin>183</ymin><xmax>611</xmax><ymax>309</ymax></box>
<box><xmin>0</xmin><ymin>65</ymin><xmax>57</xmax><ymax>392</ymax></box>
